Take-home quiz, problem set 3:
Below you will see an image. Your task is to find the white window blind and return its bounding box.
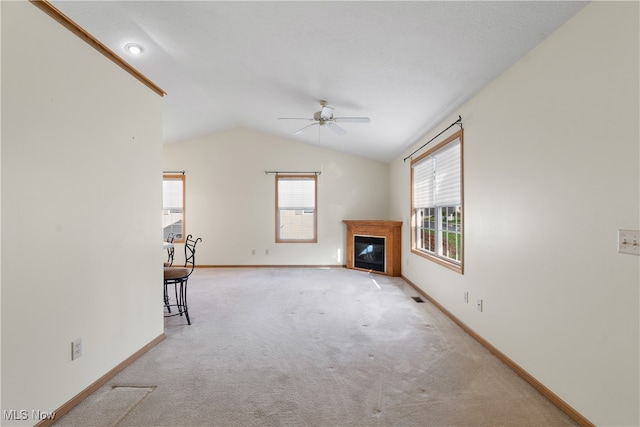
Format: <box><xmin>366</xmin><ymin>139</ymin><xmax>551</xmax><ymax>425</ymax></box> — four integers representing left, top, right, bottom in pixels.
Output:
<box><xmin>413</xmin><ymin>137</ymin><xmax>460</xmax><ymax>207</ymax></box>
<box><xmin>413</xmin><ymin>157</ymin><xmax>435</xmax><ymax>208</ymax></box>
<box><xmin>278</xmin><ymin>178</ymin><xmax>315</xmax><ymax>209</ymax></box>
<box><xmin>162</xmin><ymin>179</ymin><xmax>183</xmax><ymax>210</ymax></box>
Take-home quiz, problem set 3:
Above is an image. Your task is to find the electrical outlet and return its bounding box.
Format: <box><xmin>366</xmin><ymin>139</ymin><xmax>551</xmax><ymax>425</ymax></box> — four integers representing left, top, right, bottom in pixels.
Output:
<box><xmin>71</xmin><ymin>337</ymin><xmax>82</xmax><ymax>360</ymax></box>
<box><xmin>476</xmin><ymin>299</ymin><xmax>483</xmax><ymax>312</ymax></box>
<box><xmin>618</xmin><ymin>229</ymin><xmax>640</xmax><ymax>255</ymax></box>
<box><xmin>251</xmin><ymin>249</ymin><xmax>256</xmax><ymax>255</ymax></box>
<box><xmin>265</xmin><ymin>249</ymin><xmax>269</xmax><ymax>255</ymax></box>
<box><xmin>464</xmin><ymin>291</ymin><xmax>469</xmax><ymax>303</ymax></box>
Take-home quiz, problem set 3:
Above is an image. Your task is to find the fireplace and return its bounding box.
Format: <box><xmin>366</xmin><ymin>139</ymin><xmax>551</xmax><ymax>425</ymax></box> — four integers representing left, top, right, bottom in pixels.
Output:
<box><xmin>354</xmin><ymin>236</ymin><xmax>385</xmax><ymax>272</ymax></box>
<box><xmin>343</xmin><ymin>220</ymin><xmax>402</xmax><ymax>276</ymax></box>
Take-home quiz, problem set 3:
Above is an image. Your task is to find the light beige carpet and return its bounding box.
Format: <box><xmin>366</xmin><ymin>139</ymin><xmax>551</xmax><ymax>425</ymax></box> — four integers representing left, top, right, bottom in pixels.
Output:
<box><xmin>53</xmin><ymin>267</ymin><xmax>576</xmax><ymax>426</ymax></box>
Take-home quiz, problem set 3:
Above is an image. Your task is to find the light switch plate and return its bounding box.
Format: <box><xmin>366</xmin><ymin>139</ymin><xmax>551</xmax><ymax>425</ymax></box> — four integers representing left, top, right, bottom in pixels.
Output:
<box><xmin>618</xmin><ymin>229</ymin><xmax>640</xmax><ymax>255</ymax></box>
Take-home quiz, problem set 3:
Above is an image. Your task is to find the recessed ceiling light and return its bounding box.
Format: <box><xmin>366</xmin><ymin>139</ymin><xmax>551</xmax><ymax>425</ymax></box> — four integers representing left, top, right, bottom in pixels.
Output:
<box><xmin>124</xmin><ymin>43</ymin><xmax>144</xmax><ymax>55</ymax></box>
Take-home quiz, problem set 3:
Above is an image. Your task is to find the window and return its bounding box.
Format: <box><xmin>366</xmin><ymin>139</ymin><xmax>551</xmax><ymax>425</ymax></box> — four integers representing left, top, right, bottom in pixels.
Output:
<box><xmin>411</xmin><ymin>130</ymin><xmax>463</xmax><ymax>273</ymax></box>
<box><xmin>163</xmin><ymin>174</ymin><xmax>185</xmax><ymax>243</ymax></box>
<box><xmin>276</xmin><ymin>175</ymin><xmax>317</xmax><ymax>243</ymax></box>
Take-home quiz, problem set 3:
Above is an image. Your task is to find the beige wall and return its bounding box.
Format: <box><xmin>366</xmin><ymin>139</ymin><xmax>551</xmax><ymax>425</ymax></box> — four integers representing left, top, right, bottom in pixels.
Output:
<box><xmin>1</xmin><ymin>2</ymin><xmax>164</xmax><ymax>425</ymax></box>
<box><xmin>163</xmin><ymin>127</ymin><xmax>390</xmax><ymax>267</ymax></box>
<box><xmin>391</xmin><ymin>2</ymin><xmax>639</xmax><ymax>425</ymax></box>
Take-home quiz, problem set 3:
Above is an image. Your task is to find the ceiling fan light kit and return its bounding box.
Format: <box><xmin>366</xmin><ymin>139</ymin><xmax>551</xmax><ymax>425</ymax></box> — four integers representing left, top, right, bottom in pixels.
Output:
<box><xmin>279</xmin><ymin>100</ymin><xmax>370</xmax><ymax>136</ymax></box>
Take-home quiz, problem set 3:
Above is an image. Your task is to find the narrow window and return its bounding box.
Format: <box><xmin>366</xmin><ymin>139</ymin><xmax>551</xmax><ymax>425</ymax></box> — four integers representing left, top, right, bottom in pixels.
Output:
<box><xmin>411</xmin><ymin>130</ymin><xmax>463</xmax><ymax>273</ymax></box>
<box><xmin>163</xmin><ymin>174</ymin><xmax>185</xmax><ymax>243</ymax></box>
<box><xmin>276</xmin><ymin>175</ymin><xmax>317</xmax><ymax>243</ymax></box>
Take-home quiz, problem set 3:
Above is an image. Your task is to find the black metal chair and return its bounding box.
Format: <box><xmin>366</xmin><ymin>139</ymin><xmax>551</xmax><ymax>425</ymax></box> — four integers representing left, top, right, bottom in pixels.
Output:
<box><xmin>164</xmin><ymin>234</ymin><xmax>202</xmax><ymax>325</ymax></box>
<box><xmin>164</xmin><ymin>233</ymin><xmax>175</xmax><ymax>267</ymax></box>
<box><xmin>163</xmin><ymin>233</ymin><xmax>176</xmax><ymax>310</ymax></box>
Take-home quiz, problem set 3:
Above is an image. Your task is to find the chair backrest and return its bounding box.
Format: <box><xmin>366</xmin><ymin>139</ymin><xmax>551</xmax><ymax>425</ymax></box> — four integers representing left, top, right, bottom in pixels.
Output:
<box><xmin>182</xmin><ymin>234</ymin><xmax>203</xmax><ymax>276</ymax></box>
<box><xmin>165</xmin><ymin>233</ymin><xmax>176</xmax><ymax>266</ymax></box>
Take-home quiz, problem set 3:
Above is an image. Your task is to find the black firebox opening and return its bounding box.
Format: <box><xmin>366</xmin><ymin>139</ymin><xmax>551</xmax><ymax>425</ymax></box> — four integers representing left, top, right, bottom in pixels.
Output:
<box><xmin>354</xmin><ymin>236</ymin><xmax>385</xmax><ymax>273</ymax></box>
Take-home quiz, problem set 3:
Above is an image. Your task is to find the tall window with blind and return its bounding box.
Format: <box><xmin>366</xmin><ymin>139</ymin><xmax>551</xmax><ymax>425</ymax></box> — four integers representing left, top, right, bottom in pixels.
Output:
<box><xmin>276</xmin><ymin>175</ymin><xmax>317</xmax><ymax>243</ymax></box>
<box><xmin>411</xmin><ymin>130</ymin><xmax>463</xmax><ymax>273</ymax></box>
<box><xmin>163</xmin><ymin>174</ymin><xmax>185</xmax><ymax>242</ymax></box>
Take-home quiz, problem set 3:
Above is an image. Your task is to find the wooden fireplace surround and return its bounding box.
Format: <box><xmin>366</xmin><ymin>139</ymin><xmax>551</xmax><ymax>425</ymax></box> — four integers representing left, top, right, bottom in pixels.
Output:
<box><xmin>343</xmin><ymin>220</ymin><xmax>402</xmax><ymax>276</ymax></box>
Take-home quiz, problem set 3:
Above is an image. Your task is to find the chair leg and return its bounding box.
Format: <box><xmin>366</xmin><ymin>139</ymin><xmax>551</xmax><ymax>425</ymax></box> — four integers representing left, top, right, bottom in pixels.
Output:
<box><xmin>170</xmin><ymin>278</ymin><xmax>191</xmax><ymax>325</ymax></box>
<box><xmin>164</xmin><ymin>281</ymin><xmax>171</xmax><ymax>313</ymax></box>
<box><xmin>180</xmin><ymin>278</ymin><xmax>190</xmax><ymax>325</ymax></box>
<box><xmin>171</xmin><ymin>282</ymin><xmax>179</xmax><ymax>316</ymax></box>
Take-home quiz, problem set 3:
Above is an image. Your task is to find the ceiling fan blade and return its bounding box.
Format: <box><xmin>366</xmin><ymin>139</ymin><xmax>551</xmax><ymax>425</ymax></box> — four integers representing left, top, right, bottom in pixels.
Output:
<box><xmin>333</xmin><ymin>117</ymin><xmax>371</xmax><ymax>123</ymax></box>
<box><xmin>326</xmin><ymin>122</ymin><xmax>347</xmax><ymax>135</ymax></box>
<box><xmin>294</xmin><ymin>122</ymin><xmax>319</xmax><ymax>135</ymax></box>
<box><xmin>320</xmin><ymin>105</ymin><xmax>334</xmax><ymax>120</ymax></box>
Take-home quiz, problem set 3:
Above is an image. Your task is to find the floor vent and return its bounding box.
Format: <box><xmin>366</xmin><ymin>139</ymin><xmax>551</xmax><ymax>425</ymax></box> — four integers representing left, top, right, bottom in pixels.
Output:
<box><xmin>411</xmin><ymin>296</ymin><xmax>425</xmax><ymax>303</ymax></box>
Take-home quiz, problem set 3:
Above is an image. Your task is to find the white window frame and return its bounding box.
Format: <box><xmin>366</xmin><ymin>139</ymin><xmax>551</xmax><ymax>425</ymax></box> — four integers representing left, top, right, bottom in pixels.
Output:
<box><xmin>275</xmin><ymin>175</ymin><xmax>317</xmax><ymax>243</ymax></box>
<box><xmin>411</xmin><ymin>130</ymin><xmax>463</xmax><ymax>273</ymax></box>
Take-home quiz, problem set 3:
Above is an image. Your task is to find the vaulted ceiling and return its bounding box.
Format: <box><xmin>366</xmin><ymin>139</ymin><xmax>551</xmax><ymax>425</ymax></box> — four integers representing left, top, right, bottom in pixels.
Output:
<box><xmin>51</xmin><ymin>1</ymin><xmax>588</xmax><ymax>163</ymax></box>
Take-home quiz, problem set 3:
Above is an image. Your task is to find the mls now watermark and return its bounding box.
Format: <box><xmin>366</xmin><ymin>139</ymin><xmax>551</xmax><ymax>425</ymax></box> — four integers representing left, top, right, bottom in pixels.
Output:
<box><xmin>3</xmin><ymin>409</ymin><xmax>57</xmax><ymax>421</ymax></box>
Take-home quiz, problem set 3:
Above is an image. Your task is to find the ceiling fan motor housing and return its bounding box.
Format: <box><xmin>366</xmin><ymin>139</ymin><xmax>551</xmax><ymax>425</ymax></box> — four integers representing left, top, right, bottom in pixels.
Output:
<box><xmin>313</xmin><ymin>111</ymin><xmax>328</xmax><ymax>124</ymax></box>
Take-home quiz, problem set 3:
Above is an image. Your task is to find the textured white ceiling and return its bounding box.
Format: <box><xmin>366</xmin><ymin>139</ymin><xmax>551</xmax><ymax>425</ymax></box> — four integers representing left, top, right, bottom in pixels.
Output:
<box><xmin>51</xmin><ymin>1</ymin><xmax>588</xmax><ymax>163</ymax></box>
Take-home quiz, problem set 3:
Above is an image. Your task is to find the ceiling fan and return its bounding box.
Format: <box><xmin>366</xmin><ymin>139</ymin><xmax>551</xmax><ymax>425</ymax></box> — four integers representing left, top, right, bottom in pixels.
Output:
<box><xmin>279</xmin><ymin>100</ymin><xmax>370</xmax><ymax>136</ymax></box>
